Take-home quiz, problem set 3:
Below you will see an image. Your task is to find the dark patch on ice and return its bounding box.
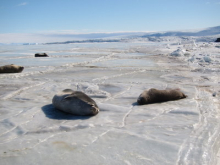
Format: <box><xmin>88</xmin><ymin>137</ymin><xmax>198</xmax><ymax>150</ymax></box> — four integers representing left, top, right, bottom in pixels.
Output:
<box><xmin>0</xmin><ymin>119</ymin><xmax>15</xmax><ymax>128</ymax></box>
<box><xmin>167</xmin><ymin>75</ymin><xmax>189</xmax><ymax>81</ymax></box>
<box><xmin>213</xmin><ymin>92</ymin><xmax>217</xmax><ymax>97</ymax></box>
<box><xmin>201</xmin><ymin>76</ymin><xmax>209</xmax><ymax>80</ymax></box>
<box><xmin>27</xmin><ymin>123</ymin><xmax>92</xmax><ymax>135</ymax></box>
<box><xmin>169</xmin><ymin>110</ymin><xmax>198</xmax><ymax>116</ymax></box>
<box><xmin>87</xmin><ymin>66</ymin><xmax>99</xmax><ymax>68</ymax></box>
<box><xmin>14</xmin><ymin>97</ymin><xmax>32</xmax><ymax>101</ymax></box>
<box><xmin>41</xmin><ymin>104</ymin><xmax>92</xmax><ymax>120</ymax></box>
<box><xmin>16</xmin><ymin>126</ymin><xmax>26</xmax><ymax>135</ymax></box>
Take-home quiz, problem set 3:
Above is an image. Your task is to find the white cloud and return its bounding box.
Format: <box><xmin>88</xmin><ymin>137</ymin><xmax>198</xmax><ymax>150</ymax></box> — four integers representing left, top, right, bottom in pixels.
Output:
<box><xmin>18</xmin><ymin>2</ymin><xmax>27</xmax><ymax>6</ymax></box>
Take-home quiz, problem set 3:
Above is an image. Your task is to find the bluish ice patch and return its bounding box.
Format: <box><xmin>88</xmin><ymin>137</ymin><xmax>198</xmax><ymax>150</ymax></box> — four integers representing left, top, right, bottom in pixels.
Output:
<box><xmin>0</xmin><ymin>57</ymin><xmax>93</xmax><ymax>67</ymax></box>
<box><xmin>86</xmin><ymin>58</ymin><xmax>155</xmax><ymax>68</ymax></box>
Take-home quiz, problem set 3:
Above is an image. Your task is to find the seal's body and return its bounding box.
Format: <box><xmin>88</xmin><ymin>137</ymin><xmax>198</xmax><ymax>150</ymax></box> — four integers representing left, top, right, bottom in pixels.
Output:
<box><xmin>52</xmin><ymin>89</ymin><xmax>99</xmax><ymax>116</ymax></box>
<box><xmin>137</xmin><ymin>88</ymin><xmax>186</xmax><ymax>105</ymax></box>
<box><xmin>0</xmin><ymin>64</ymin><xmax>24</xmax><ymax>73</ymax></box>
<box><xmin>35</xmin><ymin>53</ymin><xmax>48</xmax><ymax>57</ymax></box>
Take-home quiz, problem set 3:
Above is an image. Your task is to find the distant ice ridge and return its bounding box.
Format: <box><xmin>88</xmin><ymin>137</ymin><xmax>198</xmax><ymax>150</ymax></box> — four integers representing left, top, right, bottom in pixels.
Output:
<box><xmin>170</xmin><ymin>49</ymin><xmax>186</xmax><ymax>57</ymax></box>
<box><xmin>166</xmin><ymin>39</ymin><xmax>220</xmax><ymax>69</ymax></box>
<box><xmin>0</xmin><ymin>25</ymin><xmax>219</xmax><ymax>45</ymax></box>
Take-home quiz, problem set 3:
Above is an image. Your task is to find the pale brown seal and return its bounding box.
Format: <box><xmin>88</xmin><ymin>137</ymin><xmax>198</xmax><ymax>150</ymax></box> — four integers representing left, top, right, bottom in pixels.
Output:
<box><xmin>137</xmin><ymin>88</ymin><xmax>186</xmax><ymax>105</ymax></box>
<box><xmin>0</xmin><ymin>64</ymin><xmax>24</xmax><ymax>73</ymax></box>
<box><xmin>52</xmin><ymin>89</ymin><xmax>99</xmax><ymax>116</ymax></box>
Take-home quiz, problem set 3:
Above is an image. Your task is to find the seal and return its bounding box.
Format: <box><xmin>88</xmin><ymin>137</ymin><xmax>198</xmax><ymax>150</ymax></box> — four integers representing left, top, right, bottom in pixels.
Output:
<box><xmin>137</xmin><ymin>88</ymin><xmax>186</xmax><ymax>105</ymax></box>
<box><xmin>52</xmin><ymin>89</ymin><xmax>99</xmax><ymax>116</ymax></box>
<box><xmin>35</xmin><ymin>53</ymin><xmax>49</xmax><ymax>57</ymax></box>
<box><xmin>0</xmin><ymin>64</ymin><xmax>24</xmax><ymax>73</ymax></box>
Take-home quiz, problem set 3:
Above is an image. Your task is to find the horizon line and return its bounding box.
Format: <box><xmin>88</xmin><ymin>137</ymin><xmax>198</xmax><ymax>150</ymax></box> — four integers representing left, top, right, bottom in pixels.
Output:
<box><xmin>1</xmin><ymin>25</ymin><xmax>220</xmax><ymax>35</ymax></box>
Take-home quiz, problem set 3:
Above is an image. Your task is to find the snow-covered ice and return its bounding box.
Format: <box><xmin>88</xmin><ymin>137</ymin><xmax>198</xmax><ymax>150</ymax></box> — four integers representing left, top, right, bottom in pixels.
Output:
<box><xmin>0</xmin><ymin>38</ymin><xmax>220</xmax><ymax>165</ymax></box>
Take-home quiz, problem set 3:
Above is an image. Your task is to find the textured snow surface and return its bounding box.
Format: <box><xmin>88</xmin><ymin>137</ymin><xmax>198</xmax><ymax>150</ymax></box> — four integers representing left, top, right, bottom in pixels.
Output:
<box><xmin>0</xmin><ymin>40</ymin><xmax>220</xmax><ymax>165</ymax></box>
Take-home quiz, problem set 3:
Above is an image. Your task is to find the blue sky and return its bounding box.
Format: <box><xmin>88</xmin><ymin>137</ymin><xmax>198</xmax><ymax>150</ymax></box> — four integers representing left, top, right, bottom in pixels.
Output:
<box><xmin>0</xmin><ymin>0</ymin><xmax>219</xmax><ymax>42</ymax></box>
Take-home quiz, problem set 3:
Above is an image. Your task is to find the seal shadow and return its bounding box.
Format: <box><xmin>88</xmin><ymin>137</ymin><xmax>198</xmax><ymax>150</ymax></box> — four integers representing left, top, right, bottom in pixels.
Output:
<box><xmin>41</xmin><ymin>104</ymin><xmax>93</xmax><ymax>120</ymax></box>
<box><xmin>134</xmin><ymin>100</ymin><xmax>173</xmax><ymax>106</ymax></box>
<box><xmin>132</xmin><ymin>102</ymin><xmax>138</xmax><ymax>106</ymax></box>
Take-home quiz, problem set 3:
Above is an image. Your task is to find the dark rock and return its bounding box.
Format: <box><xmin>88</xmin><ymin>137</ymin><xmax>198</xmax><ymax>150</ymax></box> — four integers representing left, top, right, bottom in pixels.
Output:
<box><xmin>212</xmin><ymin>92</ymin><xmax>217</xmax><ymax>97</ymax></box>
<box><xmin>215</xmin><ymin>38</ymin><xmax>220</xmax><ymax>42</ymax></box>
<box><xmin>35</xmin><ymin>53</ymin><xmax>49</xmax><ymax>57</ymax></box>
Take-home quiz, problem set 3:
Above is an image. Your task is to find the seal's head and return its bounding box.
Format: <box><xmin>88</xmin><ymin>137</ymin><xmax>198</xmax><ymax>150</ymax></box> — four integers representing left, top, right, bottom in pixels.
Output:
<box><xmin>18</xmin><ymin>66</ymin><xmax>24</xmax><ymax>72</ymax></box>
<box><xmin>137</xmin><ymin>94</ymin><xmax>149</xmax><ymax>105</ymax></box>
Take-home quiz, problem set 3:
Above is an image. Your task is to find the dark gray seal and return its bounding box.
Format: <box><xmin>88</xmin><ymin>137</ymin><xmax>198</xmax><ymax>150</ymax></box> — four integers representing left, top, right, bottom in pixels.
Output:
<box><xmin>215</xmin><ymin>38</ymin><xmax>220</xmax><ymax>42</ymax></box>
<box><xmin>0</xmin><ymin>64</ymin><xmax>24</xmax><ymax>73</ymax></box>
<box><xmin>137</xmin><ymin>88</ymin><xmax>186</xmax><ymax>105</ymax></box>
<box><xmin>52</xmin><ymin>89</ymin><xmax>99</xmax><ymax>116</ymax></box>
<box><xmin>35</xmin><ymin>53</ymin><xmax>49</xmax><ymax>57</ymax></box>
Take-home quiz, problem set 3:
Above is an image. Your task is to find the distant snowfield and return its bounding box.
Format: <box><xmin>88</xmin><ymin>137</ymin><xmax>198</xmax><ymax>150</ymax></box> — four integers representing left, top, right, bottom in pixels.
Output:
<box><xmin>0</xmin><ymin>25</ymin><xmax>219</xmax><ymax>44</ymax></box>
<box><xmin>0</xmin><ymin>33</ymin><xmax>220</xmax><ymax>164</ymax></box>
